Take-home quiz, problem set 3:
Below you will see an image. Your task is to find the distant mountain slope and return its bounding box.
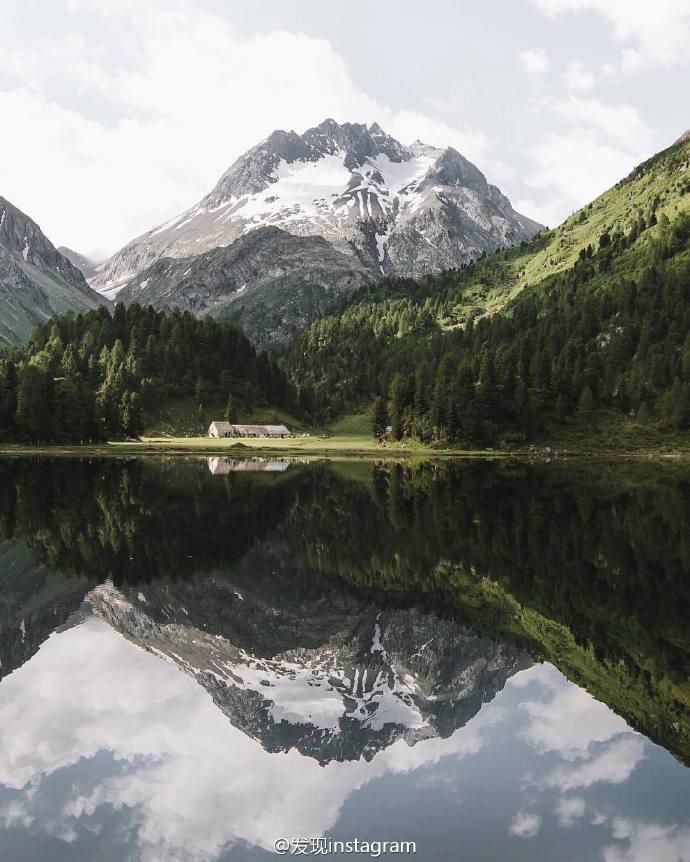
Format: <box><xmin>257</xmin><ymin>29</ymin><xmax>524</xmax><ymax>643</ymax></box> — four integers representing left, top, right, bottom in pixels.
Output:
<box><xmin>0</xmin><ymin>196</ymin><xmax>109</xmax><ymax>347</ymax></box>
<box><xmin>120</xmin><ymin>226</ymin><xmax>374</xmax><ymax>346</ymax></box>
<box><xmin>57</xmin><ymin>245</ymin><xmax>99</xmax><ymax>280</ymax></box>
<box><xmin>93</xmin><ymin>119</ymin><xmax>542</xmax><ymax>342</ymax></box>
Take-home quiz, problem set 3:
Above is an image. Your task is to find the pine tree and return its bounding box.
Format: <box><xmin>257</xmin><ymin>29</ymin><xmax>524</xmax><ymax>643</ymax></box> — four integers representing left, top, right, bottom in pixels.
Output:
<box><xmin>120</xmin><ymin>391</ymin><xmax>144</xmax><ymax>438</ymax></box>
<box><xmin>16</xmin><ymin>364</ymin><xmax>50</xmax><ymax>441</ymax></box>
<box><xmin>0</xmin><ymin>360</ymin><xmax>17</xmax><ymax>439</ymax></box>
<box><xmin>388</xmin><ymin>373</ymin><xmax>408</xmax><ymax>440</ymax></box>
<box><xmin>55</xmin><ymin>380</ymin><xmax>89</xmax><ymax>442</ymax></box>
<box><xmin>195</xmin><ymin>375</ymin><xmax>208</xmax><ymax>407</ymax></box>
<box><xmin>371</xmin><ymin>396</ymin><xmax>389</xmax><ymax>439</ymax></box>
<box><xmin>577</xmin><ymin>386</ymin><xmax>595</xmax><ymax>416</ymax></box>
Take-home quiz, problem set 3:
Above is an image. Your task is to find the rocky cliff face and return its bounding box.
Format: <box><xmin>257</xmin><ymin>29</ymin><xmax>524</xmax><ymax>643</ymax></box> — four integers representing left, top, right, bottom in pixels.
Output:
<box><xmin>93</xmin><ymin>119</ymin><xmax>542</xmax><ymax>344</ymax></box>
<box><xmin>90</xmin><ymin>579</ymin><xmax>531</xmax><ymax>764</ymax></box>
<box><xmin>0</xmin><ymin>196</ymin><xmax>109</xmax><ymax>346</ymax></box>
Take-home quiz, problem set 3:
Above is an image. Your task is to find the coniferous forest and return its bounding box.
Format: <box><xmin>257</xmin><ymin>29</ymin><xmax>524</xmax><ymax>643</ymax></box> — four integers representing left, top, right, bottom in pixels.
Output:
<box><xmin>0</xmin><ymin>304</ymin><xmax>293</xmax><ymax>442</ymax></box>
<box><xmin>286</xmin><ymin>208</ymin><xmax>690</xmax><ymax>445</ymax></box>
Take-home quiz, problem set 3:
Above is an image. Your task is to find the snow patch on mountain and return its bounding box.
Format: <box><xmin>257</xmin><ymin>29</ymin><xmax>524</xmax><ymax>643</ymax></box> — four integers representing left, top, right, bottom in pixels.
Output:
<box><xmin>92</xmin><ymin>120</ymin><xmax>543</xmax><ymax>300</ymax></box>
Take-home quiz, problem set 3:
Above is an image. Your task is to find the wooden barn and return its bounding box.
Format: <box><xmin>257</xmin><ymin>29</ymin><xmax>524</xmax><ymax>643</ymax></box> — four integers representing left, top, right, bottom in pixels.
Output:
<box><xmin>207</xmin><ymin>422</ymin><xmax>291</xmax><ymax>439</ymax></box>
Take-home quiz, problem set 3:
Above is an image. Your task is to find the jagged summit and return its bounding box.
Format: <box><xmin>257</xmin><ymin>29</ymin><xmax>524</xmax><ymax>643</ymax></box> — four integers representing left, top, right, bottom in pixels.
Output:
<box><xmin>202</xmin><ymin>118</ymin><xmax>422</xmax><ymax>210</ymax></box>
<box><xmin>92</xmin><ymin>118</ymin><xmax>542</xmax><ymax>344</ymax></box>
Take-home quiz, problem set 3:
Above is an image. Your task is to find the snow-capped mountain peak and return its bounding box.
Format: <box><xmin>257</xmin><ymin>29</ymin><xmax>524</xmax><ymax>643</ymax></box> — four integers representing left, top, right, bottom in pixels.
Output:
<box><xmin>91</xmin><ymin>119</ymin><xmax>543</xmax><ymax>345</ymax></box>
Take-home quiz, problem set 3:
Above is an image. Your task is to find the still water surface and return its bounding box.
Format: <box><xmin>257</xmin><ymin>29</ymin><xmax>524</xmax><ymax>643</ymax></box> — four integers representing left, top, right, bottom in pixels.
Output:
<box><xmin>0</xmin><ymin>456</ymin><xmax>689</xmax><ymax>861</ymax></box>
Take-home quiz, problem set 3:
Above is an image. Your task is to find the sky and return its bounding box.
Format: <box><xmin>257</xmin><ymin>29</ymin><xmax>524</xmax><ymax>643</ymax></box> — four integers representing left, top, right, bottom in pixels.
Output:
<box><xmin>0</xmin><ymin>0</ymin><xmax>688</xmax><ymax>260</ymax></box>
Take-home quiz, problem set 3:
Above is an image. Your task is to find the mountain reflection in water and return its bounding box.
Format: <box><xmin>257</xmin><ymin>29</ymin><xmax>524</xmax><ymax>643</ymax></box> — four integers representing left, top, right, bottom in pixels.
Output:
<box><xmin>0</xmin><ymin>456</ymin><xmax>689</xmax><ymax>861</ymax></box>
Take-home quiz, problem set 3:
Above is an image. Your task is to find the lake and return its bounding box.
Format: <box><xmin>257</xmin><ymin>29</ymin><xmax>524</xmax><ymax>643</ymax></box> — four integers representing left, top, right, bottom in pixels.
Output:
<box><xmin>0</xmin><ymin>456</ymin><xmax>689</xmax><ymax>862</ymax></box>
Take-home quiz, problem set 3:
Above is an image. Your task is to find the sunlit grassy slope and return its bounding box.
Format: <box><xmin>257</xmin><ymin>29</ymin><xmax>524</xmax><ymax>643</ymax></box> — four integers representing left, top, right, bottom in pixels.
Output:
<box><xmin>438</xmin><ymin>133</ymin><xmax>690</xmax><ymax>327</ymax></box>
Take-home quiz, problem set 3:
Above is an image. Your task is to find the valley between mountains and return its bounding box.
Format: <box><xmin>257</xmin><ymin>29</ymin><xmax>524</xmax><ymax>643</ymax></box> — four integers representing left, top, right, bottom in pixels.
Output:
<box><xmin>0</xmin><ymin>120</ymin><xmax>689</xmax><ymax>454</ymax></box>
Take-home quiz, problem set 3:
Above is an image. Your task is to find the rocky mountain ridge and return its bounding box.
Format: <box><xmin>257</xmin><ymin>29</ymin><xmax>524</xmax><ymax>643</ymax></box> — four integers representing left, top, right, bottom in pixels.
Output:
<box><xmin>0</xmin><ymin>195</ymin><xmax>108</xmax><ymax>346</ymax></box>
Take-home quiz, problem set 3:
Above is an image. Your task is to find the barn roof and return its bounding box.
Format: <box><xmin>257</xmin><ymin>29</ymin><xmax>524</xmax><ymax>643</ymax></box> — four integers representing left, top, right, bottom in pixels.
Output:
<box><xmin>208</xmin><ymin>422</ymin><xmax>290</xmax><ymax>435</ymax></box>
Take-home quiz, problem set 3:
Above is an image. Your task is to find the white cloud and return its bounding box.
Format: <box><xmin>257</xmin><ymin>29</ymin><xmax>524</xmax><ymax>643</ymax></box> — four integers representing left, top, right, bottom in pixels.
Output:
<box><xmin>544</xmin><ymin>737</ymin><xmax>646</xmax><ymax>792</ymax></box>
<box><xmin>512</xmin><ymin>196</ymin><xmax>564</xmax><ymax>229</ymax></box>
<box><xmin>531</xmin><ymin>0</ymin><xmax>690</xmax><ymax>68</ymax></box>
<box><xmin>563</xmin><ymin>60</ymin><xmax>595</xmax><ymax>91</ymax></box>
<box><xmin>518</xmin><ymin>48</ymin><xmax>551</xmax><ymax>75</ymax></box>
<box><xmin>0</xmin><ymin>2</ymin><xmax>492</xmax><ymax>259</ymax></box>
<box><xmin>509</xmin><ymin>810</ymin><xmax>542</xmax><ymax>837</ymax></box>
<box><xmin>555</xmin><ymin>795</ymin><xmax>587</xmax><ymax>827</ymax></box>
<box><xmin>520</xmin><ymin>129</ymin><xmax>646</xmax><ymax>223</ymax></box>
<box><xmin>602</xmin><ymin>819</ymin><xmax>690</xmax><ymax>862</ymax></box>
<box><xmin>516</xmin><ymin>94</ymin><xmax>654</xmax><ymax>225</ymax></box>
<box><xmin>517</xmin><ymin>664</ymin><xmax>633</xmax><ymax>759</ymax></box>
<box><xmin>549</xmin><ymin>97</ymin><xmax>655</xmax><ymax>150</ymax></box>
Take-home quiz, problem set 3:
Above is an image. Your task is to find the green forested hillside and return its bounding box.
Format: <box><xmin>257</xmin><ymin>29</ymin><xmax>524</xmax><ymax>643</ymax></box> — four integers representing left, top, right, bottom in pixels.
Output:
<box><xmin>286</xmin><ymin>134</ymin><xmax>690</xmax><ymax>445</ymax></box>
<box><xmin>0</xmin><ymin>304</ymin><xmax>294</xmax><ymax>442</ymax></box>
<box><xmin>2</xmin><ymin>136</ymin><xmax>689</xmax><ymax>447</ymax></box>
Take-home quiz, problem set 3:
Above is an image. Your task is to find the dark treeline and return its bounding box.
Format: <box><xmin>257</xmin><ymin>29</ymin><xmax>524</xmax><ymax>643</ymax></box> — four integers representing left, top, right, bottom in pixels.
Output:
<box><xmin>292</xmin><ymin>462</ymin><xmax>690</xmax><ymax>672</ymax></box>
<box><xmin>286</xmin><ymin>208</ymin><xmax>690</xmax><ymax>444</ymax></box>
<box><xmin>0</xmin><ymin>304</ymin><xmax>295</xmax><ymax>442</ymax></box>
<box><xmin>0</xmin><ymin>457</ymin><xmax>307</xmax><ymax>679</ymax></box>
<box><xmin>0</xmin><ymin>458</ymin><xmax>305</xmax><ymax>581</ymax></box>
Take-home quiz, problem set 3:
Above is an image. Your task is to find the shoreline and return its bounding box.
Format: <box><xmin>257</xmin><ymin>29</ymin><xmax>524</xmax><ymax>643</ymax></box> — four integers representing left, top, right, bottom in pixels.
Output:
<box><xmin>1</xmin><ymin>438</ymin><xmax>690</xmax><ymax>461</ymax></box>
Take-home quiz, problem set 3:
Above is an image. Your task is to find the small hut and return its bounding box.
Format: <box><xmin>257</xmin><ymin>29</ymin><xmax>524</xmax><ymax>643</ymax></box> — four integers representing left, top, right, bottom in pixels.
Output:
<box><xmin>207</xmin><ymin>422</ymin><xmax>291</xmax><ymax>439</ymax></box>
